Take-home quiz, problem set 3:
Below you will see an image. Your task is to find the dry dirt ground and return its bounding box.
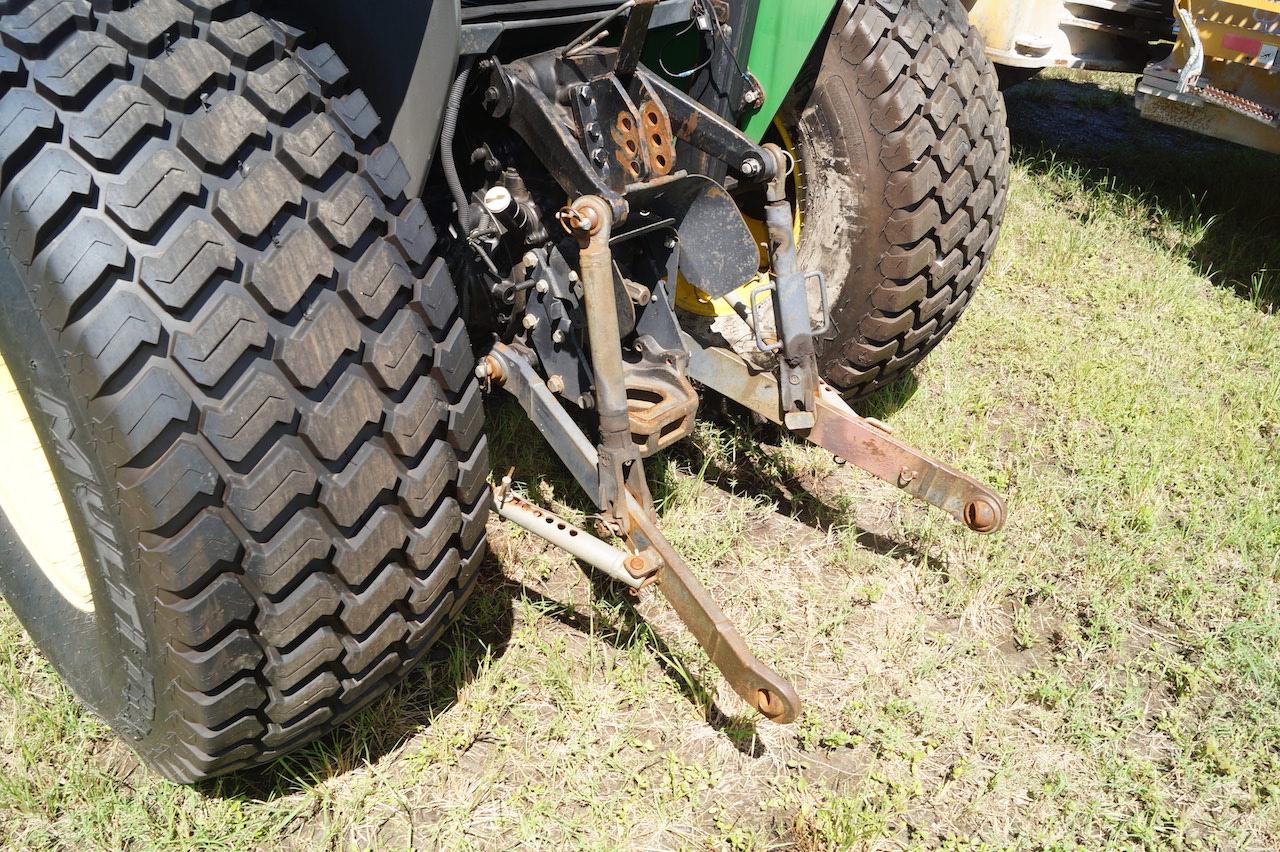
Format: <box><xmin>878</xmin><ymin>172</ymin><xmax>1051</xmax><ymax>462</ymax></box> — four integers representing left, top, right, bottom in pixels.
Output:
<box><xmin>2</xmin><ymin>70</ymin><xmax>1279</xmax><ymax>850</ymax></box>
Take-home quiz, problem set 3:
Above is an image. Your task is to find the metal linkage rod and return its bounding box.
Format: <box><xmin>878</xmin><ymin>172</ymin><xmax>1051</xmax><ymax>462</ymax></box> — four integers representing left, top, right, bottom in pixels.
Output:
<box><xmin>494</xmin><ymin>490</ymin><xmax>648</xmax><ymax>589</ymax></box>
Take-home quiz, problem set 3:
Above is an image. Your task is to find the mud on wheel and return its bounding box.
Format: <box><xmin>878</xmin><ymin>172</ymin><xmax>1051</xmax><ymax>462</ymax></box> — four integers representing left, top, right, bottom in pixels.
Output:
<box><xmin>786</xmin><ymin>0</ymin><xmax>1011</xmax><ymax>398</ymax></box>
<box><xmin>0</xmin><ymin>0</ymin><xmax>489</xmax><ymax>782</ymax></box>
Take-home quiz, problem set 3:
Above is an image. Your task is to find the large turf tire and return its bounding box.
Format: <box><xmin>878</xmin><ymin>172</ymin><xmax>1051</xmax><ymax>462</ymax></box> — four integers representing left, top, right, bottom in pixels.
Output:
<box><xmin>0</xmin><ymin>0</ymin><xmax>490</xmax><ymax>783</ymax></box>
<box><xmin>783</xmin><ymin>0</ymin><xmax>1010</xmax><ymax>398</ymax></box>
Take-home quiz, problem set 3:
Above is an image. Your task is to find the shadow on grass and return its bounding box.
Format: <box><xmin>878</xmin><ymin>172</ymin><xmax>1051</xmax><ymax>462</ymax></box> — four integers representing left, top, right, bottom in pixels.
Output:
<box><xmin>514</xmin><ymin>580</ymin><xmax>767</xmax><ymax>758</ymax></box>
<box><xmin>1003</xmin><ymin>74</ymin><xmax>1280</xmax><ymax>309</ymax></box>
<box><xmin>669</xmin><ymin>385</ymin><xmax>930</xmax><ymax>567</ymax></box>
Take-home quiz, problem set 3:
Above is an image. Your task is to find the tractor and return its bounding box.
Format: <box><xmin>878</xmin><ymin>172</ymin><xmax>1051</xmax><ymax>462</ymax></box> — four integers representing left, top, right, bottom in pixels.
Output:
<box><xmin>0</xmin><ymin>0</ymin><xmax>1009</xmax><ymax>781</ymax></box>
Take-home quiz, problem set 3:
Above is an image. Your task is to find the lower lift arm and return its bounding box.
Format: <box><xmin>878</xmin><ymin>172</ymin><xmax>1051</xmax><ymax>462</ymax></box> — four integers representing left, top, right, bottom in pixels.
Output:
<box><xmin>485</xmin><ymin>340</ymin><xmax>801</xmax><ymax>723</ymax></box>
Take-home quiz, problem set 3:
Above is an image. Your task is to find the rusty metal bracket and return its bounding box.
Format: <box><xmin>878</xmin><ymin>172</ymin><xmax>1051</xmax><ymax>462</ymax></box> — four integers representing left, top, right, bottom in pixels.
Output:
<box><xmin>682</xmin><ymin>334</ymin><xmax>1006</xmax><ymax>533</ymax></box>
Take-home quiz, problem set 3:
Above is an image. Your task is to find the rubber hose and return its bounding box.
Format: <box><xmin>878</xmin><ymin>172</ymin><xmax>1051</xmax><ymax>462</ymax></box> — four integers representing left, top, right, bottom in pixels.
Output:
<box><xmin>441</xmin><ymin>57</ymin><xmax>476</xmax><ymax>236</ymax></box>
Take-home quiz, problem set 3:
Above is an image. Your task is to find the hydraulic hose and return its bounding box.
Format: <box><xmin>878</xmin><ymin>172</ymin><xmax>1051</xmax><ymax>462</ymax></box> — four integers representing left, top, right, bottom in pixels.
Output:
<box><xmin>441</xmin><ymin>57</ymin><xmax>476</xmax><ymax>236</ymax></box>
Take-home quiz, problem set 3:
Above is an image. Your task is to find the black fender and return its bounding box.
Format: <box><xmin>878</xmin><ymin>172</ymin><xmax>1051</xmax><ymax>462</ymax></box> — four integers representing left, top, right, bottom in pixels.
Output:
<box><xmin>286</xmin><ymin>0</ymin><xmax>461</xmax><ymax>195</ymax></box>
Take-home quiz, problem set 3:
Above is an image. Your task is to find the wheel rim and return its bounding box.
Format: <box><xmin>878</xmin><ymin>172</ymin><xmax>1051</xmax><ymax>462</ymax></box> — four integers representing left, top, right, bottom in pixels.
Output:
<box><xmin>0</xmin><ymin>351</ymin><xmax>93</xmax><ymax>613</ymax></box>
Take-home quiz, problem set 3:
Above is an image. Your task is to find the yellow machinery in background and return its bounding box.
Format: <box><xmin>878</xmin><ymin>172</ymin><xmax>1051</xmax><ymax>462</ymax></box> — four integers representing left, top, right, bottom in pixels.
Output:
<box><xmin>966</xmin><ymin>0</ymin><xmax>1280</xmax><ymax>154</ymax></box>
<box><xmin>1138</xmin><ymin>0</ymin><xmax>1280</xmax><ymax>153</ymax></box>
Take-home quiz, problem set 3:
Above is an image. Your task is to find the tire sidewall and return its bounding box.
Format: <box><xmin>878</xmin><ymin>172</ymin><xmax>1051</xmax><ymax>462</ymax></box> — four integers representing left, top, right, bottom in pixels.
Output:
<box><xmin>781</xmin><ymin>0</ymin><xmax>1009</xmax><ymax>396</ymax></box>
<box><xmin>0</xmin><ymin>251</ymin><xmax>155</xmax><ymax>742</ymax></box>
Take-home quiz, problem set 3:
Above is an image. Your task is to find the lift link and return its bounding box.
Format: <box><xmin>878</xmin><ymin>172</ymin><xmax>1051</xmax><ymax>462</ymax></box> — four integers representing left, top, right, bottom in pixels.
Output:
<box><xmin>759</xmin><ymin>143</ymin><xmax>822</xmax><ymax>430</ymax></box>
<box><xmin>567</xmin><ymin>196</ymin><xmax>652</xmax><ymax>530</ymax></box>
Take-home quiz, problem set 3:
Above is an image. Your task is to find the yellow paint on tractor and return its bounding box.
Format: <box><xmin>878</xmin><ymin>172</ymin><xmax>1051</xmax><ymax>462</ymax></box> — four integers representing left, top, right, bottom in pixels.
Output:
<box><xmin>675</xmin><ymin>120</ymin><xmax>805</xmax><ymax>317</ymax></box>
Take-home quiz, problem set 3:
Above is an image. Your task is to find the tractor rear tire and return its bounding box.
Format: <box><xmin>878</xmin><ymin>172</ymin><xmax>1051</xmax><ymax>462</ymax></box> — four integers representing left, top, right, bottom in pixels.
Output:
<box><xmin>783</xmin><ymin>0</ymin><xmax>1011</xmax><ymax>398</ymax></box>
<box><xmin>0</xmin><ymin>0</ymin><xmax>489</xmax><ymax>783</ymax></box>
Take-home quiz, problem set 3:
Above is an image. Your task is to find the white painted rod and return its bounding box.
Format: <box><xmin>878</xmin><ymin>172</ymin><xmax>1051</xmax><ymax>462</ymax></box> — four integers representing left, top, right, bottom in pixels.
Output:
<box><xmin>494</xmin><ymin>493</ymin><xmax>645</xmax><ymax>589</ymax></box>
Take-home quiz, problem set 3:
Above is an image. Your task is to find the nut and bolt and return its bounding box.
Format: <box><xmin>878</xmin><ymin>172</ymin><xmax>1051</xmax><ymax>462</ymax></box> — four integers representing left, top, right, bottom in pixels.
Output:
<box><xmin>522</xmin><ymin>314</ymin><xmax>540</xmax><ymax>330</ymax></box>
<box><xmin>740</xmin><ymin>158</ymin><xmax>762</xmax><ymax>178</ymax></box>
<box><xmin>474</xmin><ymin>355</ymin><xmax>504</xmax><ymax>384</ymax></box>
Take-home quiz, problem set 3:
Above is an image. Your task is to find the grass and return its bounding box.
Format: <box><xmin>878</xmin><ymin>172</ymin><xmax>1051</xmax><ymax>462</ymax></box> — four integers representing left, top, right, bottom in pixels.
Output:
<box><xmin>3</xmin><ymin>69</ymin><xmax>1280</xmax><ymax>849</ymax></box>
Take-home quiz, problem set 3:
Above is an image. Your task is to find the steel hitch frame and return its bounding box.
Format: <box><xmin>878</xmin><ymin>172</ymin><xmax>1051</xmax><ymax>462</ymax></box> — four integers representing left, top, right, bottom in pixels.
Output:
<box><xmin>469</xmin><ymin>22</ymin><xmax>1001</xmax><ymax>726</ymax></box>
<box><xmin>484</xmin><ymin>196</ymin><xmax>802</xmax><ymax>722</ymax></box>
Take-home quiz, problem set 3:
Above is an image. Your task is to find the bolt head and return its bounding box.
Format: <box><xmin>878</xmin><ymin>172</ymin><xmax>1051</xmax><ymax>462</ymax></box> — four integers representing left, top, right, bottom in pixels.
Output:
<box><xmin>546</xmin><ymin>375</ymin><xmax>566</xmax><ymax>394</ymax></box>
<box><xmin>523</xmin><ymin>251</ymin><xmax>539</xmax><ymax>269</ymax></box>
<box><xmin>551</xmin><ymin>329</ymin><xmax>565</xmax><ymax>344</ymax></box>
<box><xmin>535</xmin><ymin>279</ymin><xmax>550</xmax><ymax>294</ymax></box>
<box><xmin>568</xmin><ymin>271</ymin><xmax>580</xmax><ymax>283</ymax></box>
<box><xmin>522</xmin><ymin>314</ymin><xmax>540</xmax><ymax>330</ymax></box>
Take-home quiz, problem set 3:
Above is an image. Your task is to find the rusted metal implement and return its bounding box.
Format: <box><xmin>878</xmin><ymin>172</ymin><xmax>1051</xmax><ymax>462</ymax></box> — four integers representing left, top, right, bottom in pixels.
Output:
<box><xmin>474</xmin><ymin>1</ymin><xmax>1006</xmax><ymax>724</ymax></box>
<box><xmin>483</xmin><ymin>164</ymin><xmax>1002</xmax><ymax>721</ymax></box>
